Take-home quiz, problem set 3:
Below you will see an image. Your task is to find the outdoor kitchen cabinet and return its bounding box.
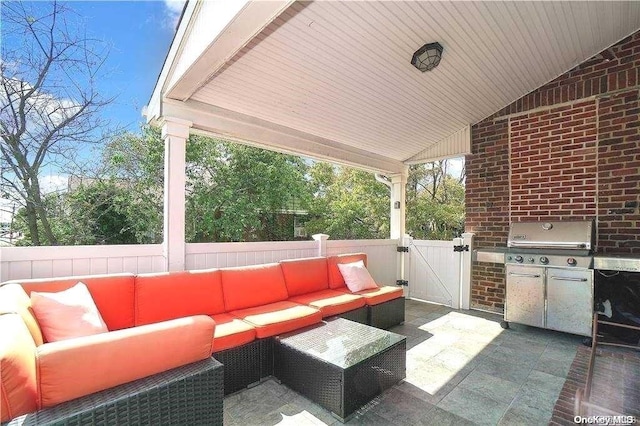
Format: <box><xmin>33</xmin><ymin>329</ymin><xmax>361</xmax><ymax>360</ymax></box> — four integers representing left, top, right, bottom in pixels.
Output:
<box><xmin>505</xmin><ymin>265</ymin><xmax>593</xmax><ymax>336</ymax></box>
<box><xmin>505</xmin><ymin>265</ymin><xmax>545</xmax><ymax>329</ymax></box>
<box><xmin>546</xmin><ymin>268</ymin><xmax>593</xmax><ymax>336</ymax></box>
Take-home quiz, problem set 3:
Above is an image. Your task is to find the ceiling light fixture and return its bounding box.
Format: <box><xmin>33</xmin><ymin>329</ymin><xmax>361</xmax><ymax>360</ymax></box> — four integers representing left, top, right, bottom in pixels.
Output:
<box><xmin>411</xmin><ymin>42</ymin><xmax>443</xmax><ymax>72</ymax></box>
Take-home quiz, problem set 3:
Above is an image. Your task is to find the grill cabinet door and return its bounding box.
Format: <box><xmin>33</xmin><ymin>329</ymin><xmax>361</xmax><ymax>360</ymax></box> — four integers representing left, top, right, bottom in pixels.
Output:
<box><xmin>546</xmin><ymin>268</ymin><xmax>593</xmax><ymax>336</ymax></box>
<box><xmin>505</xmin><ymin>265</ymin><xmax>545</xmax><ymax>328</ymax></box>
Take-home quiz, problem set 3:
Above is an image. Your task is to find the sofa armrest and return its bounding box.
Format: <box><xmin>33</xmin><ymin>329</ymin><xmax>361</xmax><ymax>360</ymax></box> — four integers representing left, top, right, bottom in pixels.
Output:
<box><xmin>6</xmin><ymin>357</ymin><xmax>224</xmax><ymax>426</ymax></box>
<box><xmin>35</xmin><ymin>315</ymin><xmax>214</xmax><ymax>409</ymax></box>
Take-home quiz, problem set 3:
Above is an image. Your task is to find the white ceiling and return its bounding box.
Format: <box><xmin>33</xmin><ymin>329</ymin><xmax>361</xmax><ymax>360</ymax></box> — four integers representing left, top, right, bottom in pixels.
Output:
<box><xmin>151</xmin><ymin>0</ymin><xmax>640</xmax><ymax>173</ymax></box>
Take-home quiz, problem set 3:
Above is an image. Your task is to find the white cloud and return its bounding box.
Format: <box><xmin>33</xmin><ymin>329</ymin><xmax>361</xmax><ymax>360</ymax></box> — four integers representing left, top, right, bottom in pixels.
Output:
<box><xmin>0</xmin><ymin>198</ymin><xmax>17</xmax><ymax>223</ymax></box>
<box><xmin>40</xmin><ymin>174</ymin><xmax>69</xmax><ymax>194</ymax></box>
<box><xmin>164</xmin><ymin>0</ymin><xmax>186</xmax><ymax>29</ymax></box>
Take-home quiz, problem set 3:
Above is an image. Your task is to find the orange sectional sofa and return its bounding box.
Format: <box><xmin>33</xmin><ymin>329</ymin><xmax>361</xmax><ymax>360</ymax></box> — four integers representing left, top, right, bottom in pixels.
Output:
<box><xmin>0</xmin><ymin>253</ymin><xmax>404</xmax><ymax>423</ymax></box>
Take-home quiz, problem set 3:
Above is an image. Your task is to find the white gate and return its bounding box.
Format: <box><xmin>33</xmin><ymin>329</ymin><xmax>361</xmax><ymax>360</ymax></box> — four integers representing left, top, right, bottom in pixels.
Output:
<box><xmin>406</xmin><ymin>238</ymin><xmax>462</xmax><ymax>309</ymax></box>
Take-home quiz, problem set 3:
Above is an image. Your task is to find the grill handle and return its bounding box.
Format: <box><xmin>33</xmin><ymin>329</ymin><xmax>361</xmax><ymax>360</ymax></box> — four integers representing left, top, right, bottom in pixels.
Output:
<box><xmin>550</xmin><ymin>276</ymin><xmax>588</xmax><ymax>282</ymax></box>
<box><xmin>508</xmin><ymin>272</ymin><xmax>541</xmax><ymax>278</ymax></box>
<box><xmin>507</xmin><ymin>241</ymin><xmax>587</xmax><ymax>249</ymax></box>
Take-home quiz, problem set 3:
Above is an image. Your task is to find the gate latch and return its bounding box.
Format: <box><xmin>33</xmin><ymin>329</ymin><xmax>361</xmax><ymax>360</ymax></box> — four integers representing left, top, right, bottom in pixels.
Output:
<box><xmin>453</xmin><ymin>245</ymin><xmax>469</xmax><ymax>252</ymax></box>
<box><xmin>397</xmin><ymin>246</ymin><xmax>409</xmax><ymax>253</ymax></box>
<box><xmin>396</xmin><ymin>280</ymin><xmax>408</xmax><ymax>286</ymax></box>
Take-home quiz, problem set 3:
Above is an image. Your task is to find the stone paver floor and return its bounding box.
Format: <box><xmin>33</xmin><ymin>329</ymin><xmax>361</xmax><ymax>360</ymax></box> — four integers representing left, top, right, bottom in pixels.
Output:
<box><xmin>224</xmin><ymin>299</ymin><xmax>584</xmax><ymax>425</ymax></box>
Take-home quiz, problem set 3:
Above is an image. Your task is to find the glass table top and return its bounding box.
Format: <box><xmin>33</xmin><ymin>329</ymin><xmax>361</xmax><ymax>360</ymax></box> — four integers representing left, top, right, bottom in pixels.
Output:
<box><xmin>275</xmin><ymin>318</ymin><xmax>406</xmax><ymax>369</ymax></box>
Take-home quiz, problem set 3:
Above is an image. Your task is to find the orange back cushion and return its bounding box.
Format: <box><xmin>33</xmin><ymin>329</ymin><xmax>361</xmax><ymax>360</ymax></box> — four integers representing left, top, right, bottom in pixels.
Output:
<box><xmin>0</xmin><ymin>313</ymin><xmax>37</xmax><ymax>422</ymax></box>
<box><xmin>17</xmin><ymin>274</ymin><xmax>135</xmax><ymax>332</ymax></box>
<box><xmin>327</xmin><ymin>253</ymin><xmax>368</xmax><ymax>289</ymax></box>
<box><xmin>280</xmin><ymin>257</ymin><xmax>329</xmax><ymax>297</ymax></box>
<box><xmin>135</xmin><ymin>269</ymin><xmax>225</xmax><ymax>326</ymax></box>
<box><xmin>221</xmin><ymin>263</ymin><xmax>288</xmax><ymax>311</ymax></box>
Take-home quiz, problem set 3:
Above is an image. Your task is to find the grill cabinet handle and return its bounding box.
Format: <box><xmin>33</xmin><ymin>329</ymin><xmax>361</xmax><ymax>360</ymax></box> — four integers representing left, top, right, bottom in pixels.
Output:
<box><xmin>508</xmin><ymin>272</ymin><xmax>541</xmax><ymax>278</ymax></box>
<box><xmin>508</xmin><ymin>241</ymin><xmax>587</xmax><ymax>249</ymax></box>
<box><xmin>550</xmin><ymin>276</ymin><xmax>588</xmax><ymax>282</ymax></box>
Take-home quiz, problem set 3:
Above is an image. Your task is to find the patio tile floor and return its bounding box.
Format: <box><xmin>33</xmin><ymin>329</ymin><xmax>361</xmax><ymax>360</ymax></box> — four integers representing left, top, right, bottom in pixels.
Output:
<box><xmin>224</xmin><ymin>299</ymin><xmax>584</xmax><ymax>425</ymax></box>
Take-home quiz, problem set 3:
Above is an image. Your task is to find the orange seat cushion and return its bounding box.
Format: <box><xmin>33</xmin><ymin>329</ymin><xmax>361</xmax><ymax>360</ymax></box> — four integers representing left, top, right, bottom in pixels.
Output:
<box><xmin>327</xmin><ymin>253</ymin><xmax>367</xmax><ymax>289</ymax></box>
<box><xmin>289</xmin><ymin>289</ymin><xmax>366</xmax><ymax>318</ymax></box>
<box><xmin>0</xmin><ymin>314</ymin><xmax>37</xmax><ymax>422</ymax></box>
<box><xmin>230</xmin><ymin>301</ymin><xmax>322</xmax><ymax>338</ymax></box>
<box><xmin>221</xmin><ymin>263</ymin><xmax>289</xmax><ymax>311</ymax></box>
<box><xmin>210</xmin><ymin>313</ymin><xmax>256</xmax><ymax>352</ymax></box>
<box><xmin>17</xmin><ymin>274</ymin><xmax>135</xmax><ymax>331</ymax></box>
<box><xmin>36</xmin><ymin>315</ymin><xmax>214</xmax><ymax>409</ymax></box>
<box><xmin>280</xmin><ymin>257</ymin><xmax>329</xmax><ymax>297</ymax></box>
<box><xmin>351</xmin><ymin>286</ymin><xmax>404</xmax><ymax>306</ymax></box>
<box><xmin>135</xmin><ymin>269</ymin><xmax>225</xmax><ymax>326</ymax></box>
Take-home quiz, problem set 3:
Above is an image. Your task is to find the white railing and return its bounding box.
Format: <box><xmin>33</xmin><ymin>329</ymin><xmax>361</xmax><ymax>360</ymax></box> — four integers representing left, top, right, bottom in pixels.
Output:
<box><xmin>185</xmin><ymin>240</ymin><xmax>318</xmax><ymax>269</ymax></box>
<box><xmin>327</xmin><ymin>239</ymin><xmax>398</xmax><ymax>286</ymax></box>
<box><xmin>0</xmin><ymin>238</ymin><xmax>399</xmax><ymax>285</ymax></box>
<box><xmin>0</xmin><ymin>244</ymin><xmax>164</xmax><ymax>282</ymax></box>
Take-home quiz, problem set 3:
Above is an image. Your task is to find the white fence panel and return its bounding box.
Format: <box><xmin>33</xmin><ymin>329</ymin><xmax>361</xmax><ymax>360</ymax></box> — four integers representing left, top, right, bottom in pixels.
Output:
<box><xmin>0</xmin><ymin>245</ymin><xmax>165</xmax><ymax>282</ymax></box>
<box><xmin>1</xmin><ymin>239</ymin><xmax>400</xmax><ymax>285</ymax></box>
<box><xmin>408</xmin><ymin>239</ymin><xmax>461</xmax><ymax>308</ymax></box>
<box><xmin>326</xmin><ymin>239</ymin><xmax>398</xmax><ymax>287</ymax></box>
<box><xmin>185</xmin><ymin>241</ymin><xmax>318</xmax><ymax>269</ymax></box>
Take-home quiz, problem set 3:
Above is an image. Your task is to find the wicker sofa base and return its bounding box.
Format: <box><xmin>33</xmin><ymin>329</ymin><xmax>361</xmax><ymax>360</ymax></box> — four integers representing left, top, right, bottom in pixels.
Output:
<box><xmin>213</xmin><ymin>340</ymin><xmax>261</xmax><ymax>395</ymax></box>
<box><xmin>5</xmin><ymin>358</ymin><xmax>224</xmax><ymax>426</ymax></box>
<box><xmin>333</xmin><ymin>306</ymin><xmax>368</xmax><ymax>324</ymax></box>
<box><xmin>369</xmin><ymin>297</ymin><xmax>405</xmax><ymax>330</ymax></box>
<box><xmin>215</xmin><ymin>297</ymin><xmax>405</xmax><ymax>395</ymax></box>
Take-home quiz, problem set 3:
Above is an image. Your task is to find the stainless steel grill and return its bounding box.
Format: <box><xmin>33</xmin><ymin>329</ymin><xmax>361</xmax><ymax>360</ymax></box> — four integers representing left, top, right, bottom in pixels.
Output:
<box><xmin>502</xmin><ymin>220</ymin><xmax>595</xmax><ymax>336</ymax></box>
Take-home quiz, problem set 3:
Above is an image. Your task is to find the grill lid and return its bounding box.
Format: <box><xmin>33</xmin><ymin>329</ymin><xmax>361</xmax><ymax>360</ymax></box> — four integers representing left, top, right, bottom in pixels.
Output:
<box><xmin>507</xmin><ymin>220</ymin><xmax>595</xmax><ymax>250</ymax></box>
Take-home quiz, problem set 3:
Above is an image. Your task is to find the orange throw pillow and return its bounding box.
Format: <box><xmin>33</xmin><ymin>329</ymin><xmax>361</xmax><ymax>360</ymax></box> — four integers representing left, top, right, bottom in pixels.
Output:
<box><xmin>337</xmin><ymin>260</ymin><xmax>378</xmax><ymax>292</ymax></box>
<box><xmin>30</xmin><ymin>282</ymin><xmax>108</xmax><ymax>342</ymax></box>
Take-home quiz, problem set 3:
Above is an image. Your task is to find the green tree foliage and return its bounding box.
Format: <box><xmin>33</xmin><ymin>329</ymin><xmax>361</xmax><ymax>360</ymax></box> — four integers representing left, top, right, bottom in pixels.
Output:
<box><xmin>406</xmin><ymin>161</ymin><xmax>465</xmax><ymax>240</ymax></box>
<box><xmin>13</xmin><ymin>123</ymin><xmax>464</xmax><ymax>245</ymax></box>
<box><xmin>14</xmin><ymin>127</ymin><xmax>312</xmax><ymax>244</ymax></box>
<box><xmin>56</xmin><ymin>181</ymin><xmax>151</xmax><ymax>245</ymax></box>
<box><xmin>185</xmin><ymin>137</ymin><xmax>310</xmax><ymax>242</ymax></box>
<box><xmin>305</xmin><ymin>163</ymin><xmax>390</xmax><ymax>239</ymax></box>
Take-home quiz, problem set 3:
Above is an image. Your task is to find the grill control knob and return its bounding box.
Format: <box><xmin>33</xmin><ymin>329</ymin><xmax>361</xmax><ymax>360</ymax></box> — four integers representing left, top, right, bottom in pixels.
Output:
<box><xmin>528</xmin><ymin>257</ymin><xmax>535</xmax><ymax>263</ymax></box>
<box><xmin>540</xmin><ymin>256</ymin><xmax>549</xmax><ymax>265</ymax></box>
<box><xmin>567</xmin><ymin>257</ymin><xmax>577</xmax><ymax>266</ymax></box>
<box><xmin>515</xmin><ymin>255</ymin><xmax>523</xmax><ymax>263</ymax></box>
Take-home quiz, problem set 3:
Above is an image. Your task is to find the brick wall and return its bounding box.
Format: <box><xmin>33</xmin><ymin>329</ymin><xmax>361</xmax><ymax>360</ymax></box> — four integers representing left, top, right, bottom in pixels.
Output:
<box><xmin>466</xmin><ymin>31</ymin><xmax>640</xmax><ymax>312</ymax></box>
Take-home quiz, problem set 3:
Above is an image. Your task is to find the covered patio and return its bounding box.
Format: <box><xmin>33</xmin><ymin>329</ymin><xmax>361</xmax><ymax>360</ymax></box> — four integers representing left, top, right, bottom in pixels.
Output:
<box><xmin>224</xmin><ymin>299</ymin><xmax>584</xmax><ymax>425</ymax></box>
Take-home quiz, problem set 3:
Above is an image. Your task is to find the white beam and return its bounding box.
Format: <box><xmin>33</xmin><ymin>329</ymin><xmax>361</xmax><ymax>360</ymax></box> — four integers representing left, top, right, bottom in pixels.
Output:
<box><xmin>166</xmin><ymin>0</ymin><xmax>295</xmax><ymax>101</ymax></box>
<box><xmin>404</xmin><ymin>126</ymin><xmax>471</xmax><ymax>164</ymax></box>
<box><xmin>161</xmin><ymin>99</ymin><xmax>406</xmax><ymax>174</ymax></box>
<box><xmin>161</xmin><ymin>117</ymin><xmax>192</xmax><ymax>272</ymax></box>
<box><xmin>145</xmin><ymin>0</ymin><xmax>200</xmax><ymax>122</ymax></box>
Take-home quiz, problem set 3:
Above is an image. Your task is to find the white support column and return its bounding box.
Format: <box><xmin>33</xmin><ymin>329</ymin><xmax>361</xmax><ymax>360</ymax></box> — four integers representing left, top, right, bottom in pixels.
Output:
<box><xmin>312</xmin><ymin>234</ymin><xmax>329</xmax><ymax>257</ymax></box>
<box><xmin>389</xmin><ymin>170</ymin><xmax>408</xmax><ymax>240</ymax></box>
<box><xmin>400</xmin><ymin>233</ymin><xmax>413</xmax><ymax>298</ymax></box>
<box><xmin>161</xmin><ymin>117</ymin><xmax>192</xmax><ymax>272</ymax></box>
<box><xmin>460</xmin><ymin>232</ymin><xmax>475</xmax><ymax>310</ymax></box>
<box><xmin>389</xmin><ymin>170</ymin><xmax>408</xmax><ymax>297</ymax></box>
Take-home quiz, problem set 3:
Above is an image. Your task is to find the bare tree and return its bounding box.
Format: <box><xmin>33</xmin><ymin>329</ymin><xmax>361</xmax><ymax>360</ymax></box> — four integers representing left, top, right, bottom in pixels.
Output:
<box><xmin>0</xmin><ymin>1</ymin><xmax>114</xmax><ymax>245</ymax></box>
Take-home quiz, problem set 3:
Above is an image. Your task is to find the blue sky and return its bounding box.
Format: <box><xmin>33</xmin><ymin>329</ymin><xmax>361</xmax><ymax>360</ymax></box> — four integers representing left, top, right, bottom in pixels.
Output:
<box><xmin>68</xmin><ymin>0</ymin><xmax>183</xmax><ymax>130</ymax></box>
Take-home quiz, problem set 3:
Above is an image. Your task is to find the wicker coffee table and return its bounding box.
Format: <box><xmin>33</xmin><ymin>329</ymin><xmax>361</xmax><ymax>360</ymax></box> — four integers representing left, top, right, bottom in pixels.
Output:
<box><xmin>273</xmin><ymin>317</ymin><xmax>406</xmax><ymax>422</ymax></box>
